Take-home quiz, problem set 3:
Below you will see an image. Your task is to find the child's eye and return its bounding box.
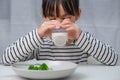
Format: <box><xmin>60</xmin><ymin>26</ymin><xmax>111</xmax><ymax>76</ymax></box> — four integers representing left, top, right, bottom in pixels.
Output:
<box><xmin>50</xmin><ymin>19</ymin><xmax>55</xmax><ymax>20</ymax></box>
<box><xmin>62</xmin><ymin>18</ymin><xmax>65</xmax><ymax>20</ymax></box>
<box><xmin>66</xmin><ymin>17</ymin><xmax>71</xmax><ymax>19</ymax></box>
<box><xmin>62</xmin><ymin>17</ymin><xmax>71</xmax><ymax>20</ymax></box>
<box><xmin>49</xmin><ymin>18</ymin><xmax>56</xmax><ymax>20</ymax></box>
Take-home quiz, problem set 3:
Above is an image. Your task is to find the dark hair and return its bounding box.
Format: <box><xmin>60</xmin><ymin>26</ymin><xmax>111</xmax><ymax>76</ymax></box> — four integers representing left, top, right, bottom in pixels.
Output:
<box><xmin>42</xmin><ymin>0</ymin><xmax>79</xmax><ymax>17</ymax></box>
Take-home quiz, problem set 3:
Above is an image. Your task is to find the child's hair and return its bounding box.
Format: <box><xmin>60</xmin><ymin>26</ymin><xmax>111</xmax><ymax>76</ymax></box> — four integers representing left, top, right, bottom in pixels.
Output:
<box><xmin>42</xmin><ymin>0</ymin><xmax>79</xmax><ymax>17</ymax></box>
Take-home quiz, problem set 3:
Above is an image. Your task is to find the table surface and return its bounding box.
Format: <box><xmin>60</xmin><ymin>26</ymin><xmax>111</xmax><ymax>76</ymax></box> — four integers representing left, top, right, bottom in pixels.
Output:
<box><xmin>0</xmin><ymin>61</ymin><xmax>120</xmax><ymax>80</ymax></box>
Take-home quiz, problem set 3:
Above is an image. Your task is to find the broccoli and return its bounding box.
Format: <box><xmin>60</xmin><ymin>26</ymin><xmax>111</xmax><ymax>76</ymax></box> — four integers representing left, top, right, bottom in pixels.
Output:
<box><xmin>28</xmin><ymin>63</ymin><xmax>52</xmax><ymax>70</ymax></box>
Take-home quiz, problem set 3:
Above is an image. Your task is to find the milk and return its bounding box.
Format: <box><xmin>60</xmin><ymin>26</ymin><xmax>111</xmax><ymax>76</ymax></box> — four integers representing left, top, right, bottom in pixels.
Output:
<box><xmin>52</xmin><ymin>29</ymin><xmax>68</xmax><ymax>47</ymax></box>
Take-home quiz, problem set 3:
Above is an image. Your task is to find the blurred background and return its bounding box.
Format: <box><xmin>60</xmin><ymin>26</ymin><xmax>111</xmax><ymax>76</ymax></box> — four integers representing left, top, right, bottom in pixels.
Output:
<box><xmin>0</xmin><ymin>0</ymin><xmax>120</xmax><ymax>63</ymax></box>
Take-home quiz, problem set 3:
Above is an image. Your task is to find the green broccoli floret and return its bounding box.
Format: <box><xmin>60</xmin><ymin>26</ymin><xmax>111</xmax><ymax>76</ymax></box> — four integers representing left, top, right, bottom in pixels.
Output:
<box><xmin>34</xmin><ymin>66</ymin><xmax>38</xmax><ymax>70</ymax></box>
<box><xmin>28</xmin><ymin>65</ymin><xmax>35</xmax><ymax>70</ymax></box>
<box><xmin>28</xmin><ymin>63</ymin><xmax>52</xmax><ymax>70</ymax></box>
<box><xmin>39</xmin><ymin>63</ymin><xmax>49</xmax><ymax>70</ymax></box>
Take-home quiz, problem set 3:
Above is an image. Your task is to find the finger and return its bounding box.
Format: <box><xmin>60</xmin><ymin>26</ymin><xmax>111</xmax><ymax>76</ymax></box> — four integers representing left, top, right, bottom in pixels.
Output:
<box><xmin>61</xmin><ymin>19</ymin><xmax>71</xmax><ymax>25</ymax></box>
<box><xmin>61</xmin><ymin>24</ymin><xmax>71</xmax><ymax>29</ymax></box>
<box><xmin>43</xmin><ymin>20</ymin><xmax>57</xmax><ymax>26</ymax></box>
<box><xmin>63</xmin><ymin>18</ymin><xmax>71</xmax><ymax>22</ymax></box>
<box><xmin>44</xmin><ymin>21</ymin><xmax>56</xmax><ymax>25</ymax></box>
<box><xmin>47</xmin><ymin>24</ymin><xmax>57</xmax><ymax>30</ymax></box>
<box><xmin>50</xmin><ymin>20</ymin><xmax>60</xmax><ymax>25</ymax></box>
<box><xmin>44</xmin><ymin>20</ymin><xmax>63</xmax><ymax>30</ymax></box>
<box><xmin>50</xmin><ymin>20</ymin><xmax>62</xmax><ymax>28</ymax></box>
<box><xmin>56</xmin><ymin>24</ymin><xmax>61</xmax><ymax>29</ymax></box>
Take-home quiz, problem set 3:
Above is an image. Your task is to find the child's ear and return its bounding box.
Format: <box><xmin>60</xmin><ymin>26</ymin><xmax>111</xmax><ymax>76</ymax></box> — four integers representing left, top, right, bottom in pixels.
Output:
<box><xmin>75</xmin><ymin>8</ymin><xmax>81</xmax><ymax>20</ymax></box>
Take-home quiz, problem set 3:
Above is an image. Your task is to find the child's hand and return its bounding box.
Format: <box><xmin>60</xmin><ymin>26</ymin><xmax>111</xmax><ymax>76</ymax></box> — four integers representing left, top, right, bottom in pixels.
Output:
<box><xmin>37</xmin><ymin>20</ymin><xmax>60</xmax><ymax>38</ymax></box>
<box><xmin>61</xmin><ymin>19</ymin><xmax>82</xmax><ymax>44</ymax></box>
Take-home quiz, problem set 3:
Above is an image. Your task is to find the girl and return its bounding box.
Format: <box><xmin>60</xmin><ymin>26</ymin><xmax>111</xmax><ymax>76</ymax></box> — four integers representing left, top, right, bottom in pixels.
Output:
<box><xmin>2</xmin><ymin>0</ymin><xmax>118</xmax><ymax>65</ymax></box>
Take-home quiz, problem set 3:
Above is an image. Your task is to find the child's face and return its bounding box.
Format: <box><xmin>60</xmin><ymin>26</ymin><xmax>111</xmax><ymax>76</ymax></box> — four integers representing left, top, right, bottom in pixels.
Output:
<box><xmin>44</xmin><ymin>4</ymin><xmax>80</xmax><ymax>23</ymax></box>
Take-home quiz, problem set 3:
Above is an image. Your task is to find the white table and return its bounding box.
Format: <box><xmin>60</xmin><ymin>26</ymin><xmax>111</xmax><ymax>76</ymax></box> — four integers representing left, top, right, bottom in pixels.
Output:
<box><xmin>0</xmin><ymin>62</ymin><xmax>120</xmax><ymax>80</ymax></box>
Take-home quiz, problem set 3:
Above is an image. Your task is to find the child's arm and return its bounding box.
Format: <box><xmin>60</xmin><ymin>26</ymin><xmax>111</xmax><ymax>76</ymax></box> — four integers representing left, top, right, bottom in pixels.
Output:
<box><xmin>1</xmin><ymin>29</ymin><xmax>43</xmax><ymax>65</ymax></box>
<box><xmin>75</xmin><ymin>31</ymin><xmax>118</xmax><ymax>66</ymax></box>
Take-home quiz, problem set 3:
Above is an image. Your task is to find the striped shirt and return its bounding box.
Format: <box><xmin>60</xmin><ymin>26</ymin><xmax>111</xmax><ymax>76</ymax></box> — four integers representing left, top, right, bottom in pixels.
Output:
<box><xmin>2</xmin><ymin>29</ymin><xmax>118</xmax><ymax>65</ymax></box>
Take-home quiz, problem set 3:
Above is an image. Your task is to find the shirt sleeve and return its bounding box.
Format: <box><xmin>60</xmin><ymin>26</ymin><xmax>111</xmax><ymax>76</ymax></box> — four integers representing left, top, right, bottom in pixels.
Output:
<box><xmin>75</xmin><ymin>31</ymin><xmax>118</xmax><ymax>66</ymax></box>
<box><xmin>1</xmin><ymin>29</ymin><xmax>43</xmax><ymax>65</ymax></box>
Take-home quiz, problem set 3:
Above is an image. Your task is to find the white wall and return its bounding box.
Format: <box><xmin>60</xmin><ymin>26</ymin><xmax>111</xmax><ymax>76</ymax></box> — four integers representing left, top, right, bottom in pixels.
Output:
<box><xmin>79</xmin><ymin>0</ymin><xmax>120</xmax><ymax>54</ymax></box>
<box><xmin>0</xmin><ymin>0</ymin><xmax>120</xmax><ymax>63</ymax></box>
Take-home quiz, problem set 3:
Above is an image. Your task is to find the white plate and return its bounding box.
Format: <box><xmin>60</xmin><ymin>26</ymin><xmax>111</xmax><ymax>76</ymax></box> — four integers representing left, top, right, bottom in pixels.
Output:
<box><xmin>12</xmin><ymin>61</ymin><xmax>78</xmax><ymax>79</ymax></box>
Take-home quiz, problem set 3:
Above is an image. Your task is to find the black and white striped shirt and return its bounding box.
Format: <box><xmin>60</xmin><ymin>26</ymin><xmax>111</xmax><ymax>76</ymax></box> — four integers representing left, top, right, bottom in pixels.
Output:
<box><xmin>2</xmin><ymin>29</ymin><xmax>118</xmax><ymax>65</ymax></box>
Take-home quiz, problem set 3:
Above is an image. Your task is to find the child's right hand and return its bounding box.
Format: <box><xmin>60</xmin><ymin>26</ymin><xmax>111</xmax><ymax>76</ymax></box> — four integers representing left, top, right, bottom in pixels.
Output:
<box><xmin>37</xmin><ymin>20</ymin><xmax>60</xmax><ymax>38</ymax></box>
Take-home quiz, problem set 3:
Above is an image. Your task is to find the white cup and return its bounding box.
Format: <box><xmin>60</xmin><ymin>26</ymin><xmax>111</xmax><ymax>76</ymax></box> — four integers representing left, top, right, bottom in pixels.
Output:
<box><xmin>52</xmin><ymin>29</ymin><xmax>68</xmax><ymax>47</ymax></box>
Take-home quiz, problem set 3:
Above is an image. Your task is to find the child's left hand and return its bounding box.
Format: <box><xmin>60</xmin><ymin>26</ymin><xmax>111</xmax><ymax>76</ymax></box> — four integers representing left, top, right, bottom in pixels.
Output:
<box><xmin>60</xmin><ymin>19</ymin><xmax>82</xmax><ymax>44</ymax></box>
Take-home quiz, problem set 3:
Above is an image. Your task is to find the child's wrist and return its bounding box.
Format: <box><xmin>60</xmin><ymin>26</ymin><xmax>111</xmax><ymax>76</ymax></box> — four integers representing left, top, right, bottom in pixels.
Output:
<box><xmin>37</xmin><ymin>27</ymin><xmax>43</xmax><ymax>38</ymax></box>
<box><xmin>75</xmin><ymin>29</ymin><xmax>82</xmax><ymax>41</ymax></box>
